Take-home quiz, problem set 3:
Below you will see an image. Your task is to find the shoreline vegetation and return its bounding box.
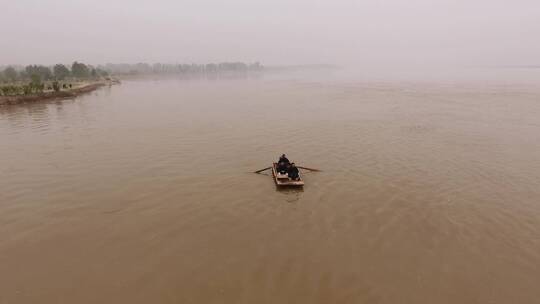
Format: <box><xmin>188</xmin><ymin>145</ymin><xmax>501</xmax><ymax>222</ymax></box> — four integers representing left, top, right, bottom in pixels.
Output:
<box><xmin>0</xmin><ymin>61</ymin><xmax>118</xmax><ymax>106</ymax></box>
<box><xmin>0</xmin><ymin>61</ymin><xmax>263</xmax><ymax>106</ymax></box>
<box><xmin>0</xmin><ymin>81</ymin><xmax>117</xmax><ymax>106</ymax></box>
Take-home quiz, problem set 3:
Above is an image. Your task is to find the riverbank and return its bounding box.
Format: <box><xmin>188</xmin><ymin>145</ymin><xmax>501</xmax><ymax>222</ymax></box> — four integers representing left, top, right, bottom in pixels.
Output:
<box><xmin>0</xmin><ymin>80</ymin><xmax>119</xmax><ymax>106</ymax></box>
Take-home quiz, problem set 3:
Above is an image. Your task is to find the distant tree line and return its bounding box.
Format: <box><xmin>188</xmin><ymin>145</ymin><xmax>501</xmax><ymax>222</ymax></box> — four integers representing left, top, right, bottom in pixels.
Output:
<box><xmin>0</xmin><ymin>62</ymin><xmax>109</xmax><ymax>96</ymax></box>
<box><xmin>1</xmin><ymin>61</ymin><xmax>263</xmax><ymax>96</ymax></box>
<box><xmin>0</xmin><ymin>62</ymin><xmax>108</xmax><ymax>83</ymax></box>
<box><xmin>100</xmin><ymin>62</ymin><xmax>263</xmax><ymax>75</ymax></box>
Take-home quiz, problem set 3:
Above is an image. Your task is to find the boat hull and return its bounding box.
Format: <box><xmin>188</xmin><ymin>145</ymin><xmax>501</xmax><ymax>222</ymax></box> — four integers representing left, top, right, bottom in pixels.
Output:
<box><xmin>272</xmin><ymin>163</ymin><xmax>305</xmax><ymax>187</ymax></box>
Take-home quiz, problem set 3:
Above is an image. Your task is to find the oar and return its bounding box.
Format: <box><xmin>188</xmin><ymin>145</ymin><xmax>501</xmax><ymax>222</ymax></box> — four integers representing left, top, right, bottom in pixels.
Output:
<box><xmin>254</xmin><ymin>166</ymin><xmax>272</xmax><ymax>173</ymax></box>
<box><xmin>297</xmin><ymin>166</ymin><xmax>322</xmax><ymax>172</ymax></box>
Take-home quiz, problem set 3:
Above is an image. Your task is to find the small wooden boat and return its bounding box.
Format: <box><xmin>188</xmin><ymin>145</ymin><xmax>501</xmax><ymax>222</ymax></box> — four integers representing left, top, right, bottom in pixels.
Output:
<box><xmin>272</xmin><ymin>163</ymin><xmax>305</xmax><ymax>187</ymax></box>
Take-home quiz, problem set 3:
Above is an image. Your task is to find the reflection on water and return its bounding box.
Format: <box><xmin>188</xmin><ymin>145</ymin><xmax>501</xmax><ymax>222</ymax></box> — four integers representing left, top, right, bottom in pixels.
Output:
<box><xmin>1</xmin><ymin>75</ymin><xmax>540</xmax><ymax>304</ymax></box>
<box><xmin>276</xmin><ymin>186</ymin><xmax>304</xmax><ymax>201</ymax></box>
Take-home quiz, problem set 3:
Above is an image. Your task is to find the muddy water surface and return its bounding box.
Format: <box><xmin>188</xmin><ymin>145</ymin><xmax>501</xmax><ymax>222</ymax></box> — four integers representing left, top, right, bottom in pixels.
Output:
<box><xmin>1</xmin><ymin>75</ymin><xmax>540</xmax><ymax>303</ymax></box>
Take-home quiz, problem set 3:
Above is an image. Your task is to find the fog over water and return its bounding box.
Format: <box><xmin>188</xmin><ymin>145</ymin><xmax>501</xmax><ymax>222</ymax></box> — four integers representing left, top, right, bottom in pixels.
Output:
<box><xmin>2</xmin><ymin>1</ymin><xmax>540</xmax><ymax>304</ymax></box>
<box><xmin>2</xmin><ymin>0</ymin><xmax>540</xmax><ymax>71</ymax></box>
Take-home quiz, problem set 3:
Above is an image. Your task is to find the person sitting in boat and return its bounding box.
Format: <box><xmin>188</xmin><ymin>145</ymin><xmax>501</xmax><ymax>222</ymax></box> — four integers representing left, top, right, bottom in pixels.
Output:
<box><xmin>276</xmin><ymin>154</ymin><xmax>290</xmax><ymax>174</ymax></box>
<box><xmin>277</xmin><ymin>161</ymin><xmax>289</xmax><ymax>174</ymax></box>
<box><xmin>288</xmin><ymin>163</ymin><xmax>300</xmax><ymax>180</ymax></box>
<box><xmin>278</xmin><ymin>154</ymin><xmax>290</xmax><ymax>164</ymax></box>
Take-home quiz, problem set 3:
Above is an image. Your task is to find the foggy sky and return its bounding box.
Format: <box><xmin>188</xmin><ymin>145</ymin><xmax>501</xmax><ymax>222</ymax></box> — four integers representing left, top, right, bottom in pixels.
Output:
<box><xmin>1</xmin><ymin>0</ymin><xmax>539</xmax><ymax>67</ymax></box>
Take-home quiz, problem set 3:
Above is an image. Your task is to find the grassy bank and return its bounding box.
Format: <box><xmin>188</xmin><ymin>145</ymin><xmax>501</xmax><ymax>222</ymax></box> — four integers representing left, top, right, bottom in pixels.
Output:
<box><xmin>0</xmin><ymin>79</ymin><xmax>119</xmax><ymax>106</ymax></box>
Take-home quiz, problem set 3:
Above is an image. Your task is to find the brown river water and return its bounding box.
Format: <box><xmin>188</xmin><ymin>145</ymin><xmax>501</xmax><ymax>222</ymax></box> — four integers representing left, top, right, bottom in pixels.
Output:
<box><xmin>1</xmin><ymin>72</ymin><xmax>540</xmax><ymax>303</ymax></box>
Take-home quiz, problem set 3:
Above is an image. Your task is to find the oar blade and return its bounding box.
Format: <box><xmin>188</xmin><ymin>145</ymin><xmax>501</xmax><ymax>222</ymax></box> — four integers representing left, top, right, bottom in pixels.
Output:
<box><xmin>254</xmin><ymin>166</ymin><xmax>272</xmax><ymax>173</ymax></box>
<box><xmin>298</xmin><ymin>166</ymin><xmax>321</xmax><ymax>172</ymax></box>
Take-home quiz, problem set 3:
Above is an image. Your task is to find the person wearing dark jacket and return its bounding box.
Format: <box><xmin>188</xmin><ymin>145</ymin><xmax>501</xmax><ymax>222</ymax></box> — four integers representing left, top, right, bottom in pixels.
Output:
<box><xmin>288</xmin><ymin>163</ymin><xmax>300</xmax><ymax>180</ymax></box>
<box><xmin>278</xmin><ymin>154</ymin><xmax>290</xmax><ymax>164</ymax></box>
<box><xmin>277</xmin><ymin>161</ymin><xmax>288</xmax><ymax>174</ymax></box>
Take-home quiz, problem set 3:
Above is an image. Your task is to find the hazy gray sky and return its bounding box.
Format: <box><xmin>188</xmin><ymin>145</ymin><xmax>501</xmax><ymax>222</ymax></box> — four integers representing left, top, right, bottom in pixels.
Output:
<box><xmin>1</xmin><ymin>0</ymin><xmax>539</xmax><ymax>67</ymax></box>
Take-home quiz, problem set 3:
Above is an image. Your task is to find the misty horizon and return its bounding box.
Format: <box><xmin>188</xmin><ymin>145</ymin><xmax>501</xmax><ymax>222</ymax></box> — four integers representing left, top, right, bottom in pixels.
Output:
<box><xmin>3</xmin><ymin>1</ymin><xmax>540</xmax><ymax>303</ymax></box>
<box><xmin>2</xmin><ymin>0</ymin><xmax>539</xmax><ymax>69</ymax></box>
